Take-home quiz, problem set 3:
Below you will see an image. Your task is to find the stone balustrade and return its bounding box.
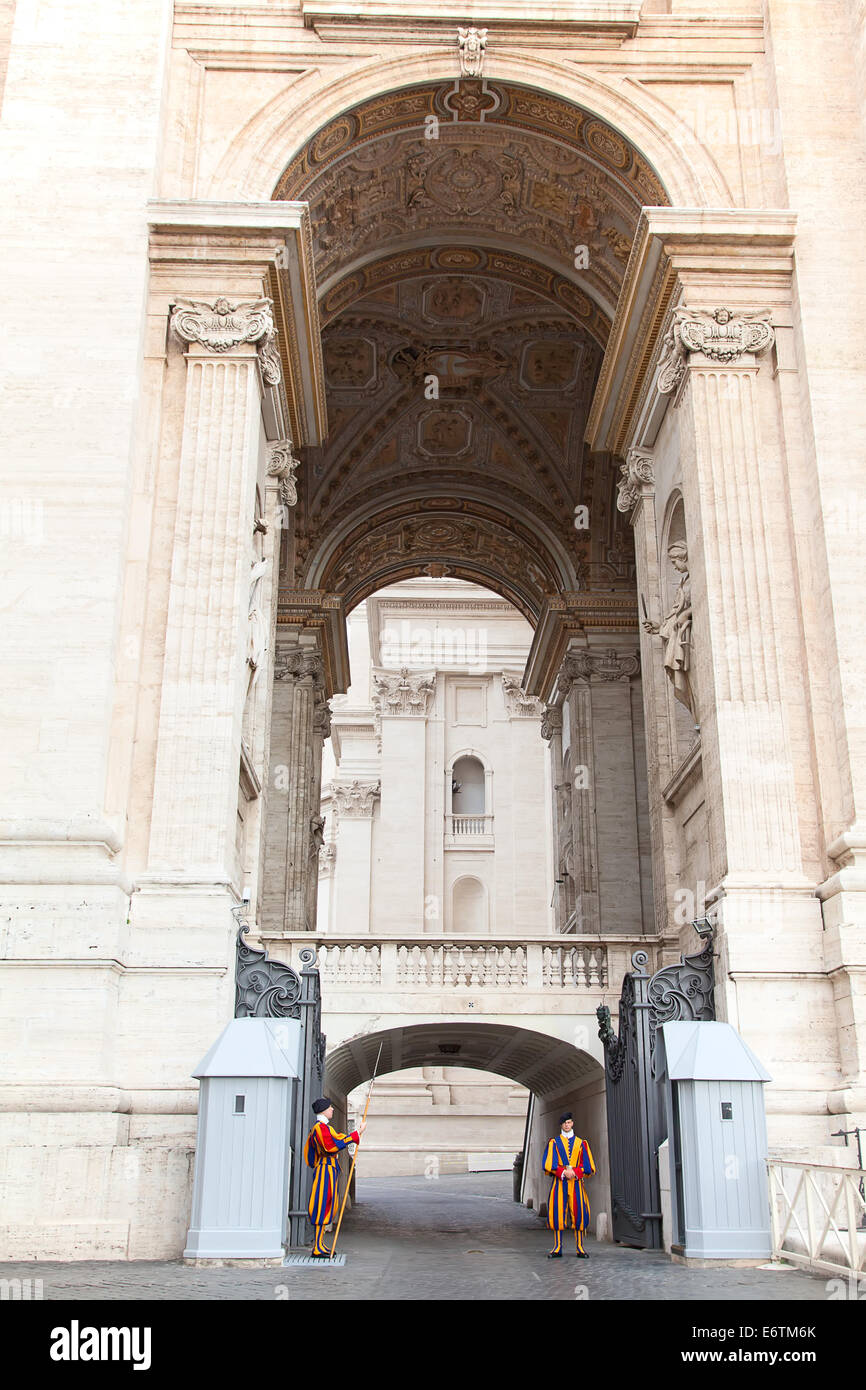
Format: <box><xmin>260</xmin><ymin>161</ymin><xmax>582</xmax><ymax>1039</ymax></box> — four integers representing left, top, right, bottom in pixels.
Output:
<box><xmin>446</xmin><ymin>813</ymin><xmax>494</xmax><ymax>837</ymax></box>
<box><xmin>280</xmin><ymin>935</ymin><xmax>610</xmax><ymax>991</ymax></box>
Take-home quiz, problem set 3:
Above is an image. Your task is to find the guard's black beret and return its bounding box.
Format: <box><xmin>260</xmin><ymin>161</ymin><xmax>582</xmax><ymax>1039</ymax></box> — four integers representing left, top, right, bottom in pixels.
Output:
<box><xmin>312</xmin><ymin>1097</ymin><xmax>332</xmax><ymax>1113</ymax></box>
<box><xmin>559</xmin><ymin>1111</ymin><xmax>574</xmax><ymax>1125</ymax></box>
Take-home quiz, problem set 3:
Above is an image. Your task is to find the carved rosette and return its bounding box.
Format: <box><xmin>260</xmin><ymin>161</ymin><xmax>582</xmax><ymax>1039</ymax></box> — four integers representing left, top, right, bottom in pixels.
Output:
<box><xmin>616</xmin><ymin>450</ymin><xmax>655</xmax><ymax>514</ymax></box>
<box><xmin>170</xmin><ymin>296</ymin><xmax>282</xmax><ymax>386</ymax></box>
<box><xmin>657</xmin><ymin>307</ymin><xmax>774</xmax><ymax>395</ymax></box>
<box><xmin>372</xmin><ymin>668</ymin><xmax>436</xmax><ymax>718</ymax></box>
<box><xmin>540</xmin><ymin>704</ymin><xmax>563</xmax><ymax>743</ymax></box>
<box><xmin>559</xmin><ymin>648</ymin><xmax>641</xmax><ymax>693</ymax></box>
<box><xmin>332</xmin><ymin>779</ymin><xmax>381</xmax><ymax>820</ymax></box>
<box><xmin>267</xmin><ymin>440</ymin><xmax>300</xmax><ymax>508</ymax></box>
<box><xmin>501</xmin><ymin>673</ymin><xmax>542</xmax><ymax>718</ymax></box>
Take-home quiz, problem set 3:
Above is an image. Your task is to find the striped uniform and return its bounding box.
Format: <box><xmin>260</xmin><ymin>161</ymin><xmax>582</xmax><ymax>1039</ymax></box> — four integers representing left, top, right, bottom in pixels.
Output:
<box><xmin>543</xmin><ymin>1133</ymin><xmax>596</xmax><ymax>1255</ymax></box>
<box><xmin>305</xmin><ymin>1121</ymin><xmax>360</xmax><ymax>1256</ymax></box>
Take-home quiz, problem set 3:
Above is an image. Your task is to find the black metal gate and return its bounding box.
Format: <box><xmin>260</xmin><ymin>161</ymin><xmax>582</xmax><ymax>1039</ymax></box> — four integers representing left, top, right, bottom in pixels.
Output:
<box><xmin>596</xmin><ymin>930</ymin><xmax>715</xmax><ymax>1249</ymax></box>
<box><xmin>235</xmin><ymin>925</ymin><xmax>326</xmax><ymax>1247</ymax></box>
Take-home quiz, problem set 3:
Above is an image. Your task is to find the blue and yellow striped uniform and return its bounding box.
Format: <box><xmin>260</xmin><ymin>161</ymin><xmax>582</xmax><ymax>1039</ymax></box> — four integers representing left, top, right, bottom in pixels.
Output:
<box><xmin>305</xmin><ymin>1120</ymin><xmax>359</xmax><ymax>1255</ymax></box>
<box><xmin>543</xmin><ymin>1132</ymin><xmax>596</xmax><ymax>1254</ymax></box>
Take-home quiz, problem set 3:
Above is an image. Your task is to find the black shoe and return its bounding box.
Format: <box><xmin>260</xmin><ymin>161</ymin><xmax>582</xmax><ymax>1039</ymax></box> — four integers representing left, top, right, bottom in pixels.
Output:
<box><xmin>575</xmin><ymin>1251</ymin><xmax>589</xmax><ymax>1259</ymax></box>
<box><xmin>547</xmin><ymin>1250</ymin><xmax>562</xmax><ymax>1259</ymax></box>
<box><xmin>310</xmin><ymin>1252</ymin><xmax>330</xmax><ymax>1259</ymax></box>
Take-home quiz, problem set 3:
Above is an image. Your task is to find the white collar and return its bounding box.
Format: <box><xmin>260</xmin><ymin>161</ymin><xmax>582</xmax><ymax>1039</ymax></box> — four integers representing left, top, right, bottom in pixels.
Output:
<box><xmin>560</xmin><ymin>1131</ymin><xmax>575</xmax><ymax>1141</ymax></box>
<box><xmin>316</xmin><ymin>1114</ymin><xmax>331</xmax><ymax>1124</ymax></box>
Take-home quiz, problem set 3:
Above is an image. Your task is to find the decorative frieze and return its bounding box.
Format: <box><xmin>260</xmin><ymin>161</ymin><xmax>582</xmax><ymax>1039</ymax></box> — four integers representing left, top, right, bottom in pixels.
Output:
<box><xmin>170</xmin><ymin>296</ymin><xmax>282</xmax><ymax>385</ymax></box>
<box><xmin>658</xmin><ymin>307</ymin><xmax>775</xmax><ymax>395</ymax></box>
<box><xmin>616</xmin><ymin>449</ymin><xmax>655</xmax><ymax>513</ymax></box>
<box><xmin>267</xmin><ymin>439</ymin><xmax>300</xmax><ymax>507</ymax></box>
<box><xmin>332</xmin><ymin>780</ymin><xmax>381</xmax><ymax>819</ymax></box>
<box><xmin>501</xmin><ymin>673</ymin><xmax>542</xmax><ymax>718</ymax></box>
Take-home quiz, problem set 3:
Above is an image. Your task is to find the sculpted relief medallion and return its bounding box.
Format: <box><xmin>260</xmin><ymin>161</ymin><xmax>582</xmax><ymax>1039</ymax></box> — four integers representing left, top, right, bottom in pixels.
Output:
<box><xmin>418</xmin><ymin>409</ymin><xmax>472</xmax><ymax>456</ymax></box>
<box><xmin>323</xmin><ymin>337</ymin><xmax>377</xmax><ymax>390</ymax></box>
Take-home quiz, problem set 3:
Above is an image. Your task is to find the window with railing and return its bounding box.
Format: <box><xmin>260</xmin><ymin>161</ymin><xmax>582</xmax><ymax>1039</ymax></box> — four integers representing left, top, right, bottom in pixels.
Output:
<box><xmin>447</xmin><ymin>754</ymin><xmax>493</xmax><ymax>842</ymax></box>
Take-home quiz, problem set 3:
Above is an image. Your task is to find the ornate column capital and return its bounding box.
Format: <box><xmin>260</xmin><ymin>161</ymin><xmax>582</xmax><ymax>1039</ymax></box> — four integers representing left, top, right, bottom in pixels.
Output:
<box><xmin>658</xmin><ymin>307</ymin><xmax>775</xmax><ymax>395</ymax></box>
<box><xmin>616</xmin><ymin>449</ymin><xmax>655</xmax><ymax>514</ymax></box>
<box><xmin>274</xmin><ymin>647</ymin><xmax>324</xmax><ymax>685</ymax></box>
<box><xmin>372</xmin><ymin>667</ymin><xmax>436</xmax><ymax>718</ymax></box>
<box><xmin>501</xmin><ymin>673</ymin><xmax>542</xmax><ymax>718</ymax></box>
<box><xmin>559</xmin><ymin>647</ymin><xmax>641</xmax><ymax>692</ymax></box>
<box><xmin>540</xmin><ymin>704</ymin><xmax>563</xmax><ymax>743</ymax></box>
<box><xmin>332</xmin><ymin>780</ymin><xmax>381</xmax><ymax>820</ymax></box>
<box><xmin>169</xmin><ymin>296</ymin><xmax>282</xmax><ymax>385</ymax></box>
<box><xmin>267</xmin><ymin>439</ymin><xmax>300</xmax><ymax>508</ymax></box>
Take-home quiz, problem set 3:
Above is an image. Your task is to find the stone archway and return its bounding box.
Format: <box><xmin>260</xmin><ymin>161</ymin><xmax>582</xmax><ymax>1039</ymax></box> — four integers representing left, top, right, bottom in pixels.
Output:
<box><xmin>323</xmin><ymin>1020</ymin><xmax>608</xmax><ymax>1221</ymax></box>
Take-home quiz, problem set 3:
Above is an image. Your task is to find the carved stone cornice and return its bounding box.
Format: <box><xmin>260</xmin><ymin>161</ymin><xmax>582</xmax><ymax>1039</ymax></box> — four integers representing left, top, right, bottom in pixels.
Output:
<box><xmin>267</xmin><ymin>439</ymin><xmax>300</xmax><ymax>508</ymax></box>
<box><xmin>501</xmin><ymin>673</ymin><xmax>542</xmax><ymax>718</ymax></box>
<box><xmin>559</xmin><ymin>647</ymin><xmax>641</xmax><ymax>692</ymax></box>
<box><xmin>657</xmin><ymin>307</ymin><xmax>775</xmax><ymax>395</ymax></box>
<box><xmin>170</xmin><ymin>296</ymin><xmax>282</xmax><ymax>385</ymax></box>
<box><xmin>332</xmin><ymin>779</ymin><xmax>381</xmax><ymax>819</ymax></box>
<box><xmin>616</xmin><ymin>449</ymin><xmax>655</xmax><ymax>514</ymax></box>
<box><xmin>372</xmin><ymin>667</ymin><xmax>436</xmax><ymax>718</ymax></box>
<box><xmin>540</xmin><ymin>704</ymin><xmax>563</xmax><ymax>743</ymax></box>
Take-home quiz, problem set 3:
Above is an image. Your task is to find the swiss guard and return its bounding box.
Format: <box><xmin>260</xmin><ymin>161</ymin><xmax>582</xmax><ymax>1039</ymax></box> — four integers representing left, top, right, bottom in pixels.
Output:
<box><xmin>542</xmin><ymin>1112</ymin><xmax>596</xmax><ymax>1259</ymax></box>
<box><xmin>305</xmin><ymin>1098</ymin><xmax>366</xmax><ymax>1258</ymax></box>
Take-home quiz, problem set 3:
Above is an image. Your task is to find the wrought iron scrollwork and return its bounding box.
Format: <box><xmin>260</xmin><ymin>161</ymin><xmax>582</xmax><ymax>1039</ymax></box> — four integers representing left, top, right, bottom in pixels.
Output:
<box><xmin>235</xmin><ymin>924</ymin><xmax>303</xmax><ymax>1019</ymax></box>
<box><xmin>647</xmin><ymin>931</ymin><xmax>715</xmax><ymax>1075</ymax></box>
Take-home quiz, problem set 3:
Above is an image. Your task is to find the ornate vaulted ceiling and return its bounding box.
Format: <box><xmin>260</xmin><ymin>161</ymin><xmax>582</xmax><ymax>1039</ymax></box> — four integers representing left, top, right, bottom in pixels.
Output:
<box><xmin>273</xmin><ymin>79</ymin><xmax>669</xmax><ymax>620</ymax></box>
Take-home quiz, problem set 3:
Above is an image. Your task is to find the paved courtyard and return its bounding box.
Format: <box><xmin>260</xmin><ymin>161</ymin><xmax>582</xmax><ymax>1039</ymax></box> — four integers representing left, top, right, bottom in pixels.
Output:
<box><xmin>0</xmin><ymin>1172</ymin><xmax>830</xmax><ymax>1301</ymax></box>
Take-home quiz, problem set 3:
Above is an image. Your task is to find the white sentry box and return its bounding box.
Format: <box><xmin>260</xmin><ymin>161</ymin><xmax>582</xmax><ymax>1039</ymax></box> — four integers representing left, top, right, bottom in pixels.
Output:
<box><xmin>184</xmin><ymin>1018</ymin><xmax>302</xmax><ymax>1259</ymax></box>
<box><xmin>657</xmin><ymin>1021</ymin><xmax>773</xmax><ymax>1261</ymax></box>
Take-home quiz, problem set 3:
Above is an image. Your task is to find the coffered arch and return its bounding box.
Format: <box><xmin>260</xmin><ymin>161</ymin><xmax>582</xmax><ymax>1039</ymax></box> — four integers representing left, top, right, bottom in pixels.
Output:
<box><xmin>275</xmin><ymin>75</ymin><xmax>675</xmax><ymax>631</ymax></box>
<box><xmin>211</xmin><ymin>50</ymin><xmax>734</xmax><ymax>210</ymax></box>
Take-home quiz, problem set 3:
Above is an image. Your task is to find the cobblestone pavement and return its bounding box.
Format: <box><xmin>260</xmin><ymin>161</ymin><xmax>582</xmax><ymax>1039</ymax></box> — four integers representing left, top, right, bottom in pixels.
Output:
<box><xmin>0</xmin><ymin>1172</ymin><xmax>829</xmax><ymax>1301</ymax></box>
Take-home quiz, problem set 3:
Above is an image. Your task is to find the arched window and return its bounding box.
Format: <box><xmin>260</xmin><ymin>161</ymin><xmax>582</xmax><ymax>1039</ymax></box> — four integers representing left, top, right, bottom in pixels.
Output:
<box><xmin>451</xmin><ymin>754</ymin><xmax>485</xmax><ymax>814</ymax></box>
<box><xmin>451</xmin><ymin>876</ymin><xmax>487</xmax><ymax>934</ymax></box>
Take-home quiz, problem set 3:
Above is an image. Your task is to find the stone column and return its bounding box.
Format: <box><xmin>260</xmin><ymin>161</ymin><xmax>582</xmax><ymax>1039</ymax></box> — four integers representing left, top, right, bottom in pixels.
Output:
<box><xmin>617</xmin><ymin>451</ymin><xmax>690</xmax><ymax>938</ymax></box>
<box><xmin>260</xmin><ymin>643</ymin><xmax>329</xmax><ymax>935</ymax></box>
<box><xmin>142</xmin><ymin>300</ymin><xmax>275</xmax><ymax>895</ymax></box>
<box><xmin>657</xmin><ymin>307</ymin><xmax>821</xmax><ymax>1026</ymax></box>
<box><xmin>540</xmin><ymin>704</ymin><xmax>568</xmax><ymax>932</ymax></box>
<box><xmin>331</xmin><ymin>781</ymin><xmax>380</xmax><ymax>935</ymax></box>
<box><xmin>373</xmin><ymin>668</ymin><xmax>436</xmax><ymax>936</ymax></box>
<box><xmin>557</xmin><ymin>648</ymin><xmax>642</xmax><ymax>937</ymax></box>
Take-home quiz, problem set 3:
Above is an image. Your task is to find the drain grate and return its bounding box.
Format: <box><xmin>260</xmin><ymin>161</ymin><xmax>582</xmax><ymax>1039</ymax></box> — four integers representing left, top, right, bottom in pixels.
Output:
<box><xmin>283</xmin><ymin>1253</ymin><xmax>347</xmax><ymax>1268</ymax></box>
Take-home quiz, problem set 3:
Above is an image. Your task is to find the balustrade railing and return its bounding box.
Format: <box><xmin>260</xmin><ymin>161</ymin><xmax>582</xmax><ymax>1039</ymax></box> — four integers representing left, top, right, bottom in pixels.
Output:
<box><xmin>446</xmin><ymin>813</ymin><xmax>494</xmax><ymax>836</ymax></box>
<box><xmin>767</xmin><ymin>1159</ymin><xmax>866</xmax><ymax>1281</ymax></box>
<box><xmin>289</xmin><ymin>936</ymin><xmax>609</xmax><ymax>990</ymax></box>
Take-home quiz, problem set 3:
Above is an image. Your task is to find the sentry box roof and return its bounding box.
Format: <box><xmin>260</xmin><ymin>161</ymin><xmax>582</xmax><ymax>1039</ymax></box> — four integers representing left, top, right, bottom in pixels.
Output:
<box><xmin>192</xmin><ymin>1018</ymin><xmax>302</xmax><ymax>1080</ymax></box>
<box><xmin>658</xmin><ymin>1021</ymin><xmax>772</xmax><ymax>1083</ymax></box>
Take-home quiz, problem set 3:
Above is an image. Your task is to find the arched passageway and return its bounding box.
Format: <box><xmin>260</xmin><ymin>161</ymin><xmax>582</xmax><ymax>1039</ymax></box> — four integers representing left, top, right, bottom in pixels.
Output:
<box><xmin>324</xmin><ymin>1022</ymin><xmax>608</xmax><ymax>1227</ymax></box>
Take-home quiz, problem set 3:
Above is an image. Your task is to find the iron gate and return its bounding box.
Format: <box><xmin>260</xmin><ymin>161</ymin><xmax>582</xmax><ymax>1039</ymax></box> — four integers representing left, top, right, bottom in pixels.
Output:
<box><xmin>235</xmin><ymin>925</ymin><xmax>326</xmax><ymax>1247</ymax></box>
<box><xmin>596</xmin><ymin>929</ymin><xmax>715</xmax><ymax>1248</ymax></box>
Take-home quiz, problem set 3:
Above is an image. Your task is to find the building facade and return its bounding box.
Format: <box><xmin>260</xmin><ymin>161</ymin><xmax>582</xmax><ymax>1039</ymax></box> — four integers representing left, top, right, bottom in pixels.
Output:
<box><xmin>1</xmin><ymin>0</ymin><xmax>865</xmax><ymax>1257</ymax></box>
